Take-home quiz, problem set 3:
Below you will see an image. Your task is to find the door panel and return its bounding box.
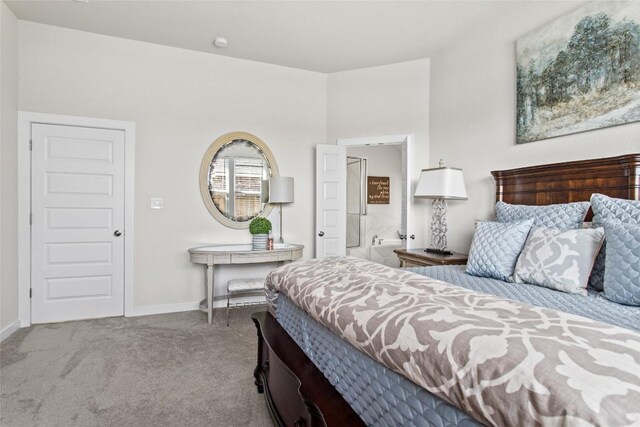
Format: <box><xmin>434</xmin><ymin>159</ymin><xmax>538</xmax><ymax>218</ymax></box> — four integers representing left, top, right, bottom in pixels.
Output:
<box><xmin>46</xmin><ymin>276</ymin><xmax>112</xmax><ymax>299</ymax></box>
<box><xmin>31</xmin><ymin>124</ymin><xmax>125</xmax><ymax>323</ymax></box>
<box><xmin>47</xmin><ymin>172</ymin><xmax>113</xmax><ymax>195</ymax></box>
<box><xmin>47</xmin><ymin>242</ymin><xmax>113</xmax><ymax>265</ymax></box>
<box><xmin>46</xmin><ymin>208</ymin><xmax>113</xmax><ymax>229</ymax></box>
<box><xmin>47</xmin><ymin>136</ymin><xmax>114</xmax><ymax>162</ymax></box>
<box><xmin>315</xmin><ymin>145</ymin><xmax>346</xmax><ymax>257</ymax></box>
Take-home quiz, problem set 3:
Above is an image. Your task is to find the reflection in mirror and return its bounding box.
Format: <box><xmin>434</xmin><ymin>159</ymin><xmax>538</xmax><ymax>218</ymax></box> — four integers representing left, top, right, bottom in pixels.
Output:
<box><xmin>208</xmin><ymin>139</ymin><xmax>270</xmax><ymax>222</ymax></box>
<box><xmin>347</xmin><ymin>157</ymin><xmax>367</xmax><ymax>248</ymax></box>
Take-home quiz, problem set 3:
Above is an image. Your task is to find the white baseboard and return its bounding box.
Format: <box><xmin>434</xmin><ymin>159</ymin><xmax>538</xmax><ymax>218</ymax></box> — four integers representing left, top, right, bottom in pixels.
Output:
<box><xmin>131</xmin><ymin>298</ymin><xmax>232</xmax><ymax>317</ymax></box>
<box><xmin>132</xmin><ymin>301</ymin><xmax>200</xmax><ymax>317</ymax></box>
<box><xmin>0</xmin><ymin>319</ymin><xmax>21</xmax><ymax>342</ymax></box>
<box><xmin>131</xmin><ymin>296</ymin><xmax>264</xmax><ymax>317</ymax></box>
<box><xmin>4</xmin><ymin>300</ymin><xmax>245</xmax><ymax>327</ymax></box>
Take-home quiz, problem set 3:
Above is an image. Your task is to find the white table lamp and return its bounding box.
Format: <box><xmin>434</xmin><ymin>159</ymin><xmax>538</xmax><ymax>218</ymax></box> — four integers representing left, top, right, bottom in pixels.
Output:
<box><xmin>414</xmin><ymin>160</ymin><xmax>467</xmax><ymax>255</ymax></box>
<box><xmin>269</xmin><ymin>176</ymin><xmax>294</xmax><ymax>243</ymax></box>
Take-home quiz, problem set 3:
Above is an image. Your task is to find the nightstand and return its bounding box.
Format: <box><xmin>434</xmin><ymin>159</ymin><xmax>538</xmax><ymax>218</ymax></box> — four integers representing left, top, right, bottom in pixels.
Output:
<box><xmin>393</xmin><ymin>248</ymin><xmax>468</xmax><ymax>268</ymax></box>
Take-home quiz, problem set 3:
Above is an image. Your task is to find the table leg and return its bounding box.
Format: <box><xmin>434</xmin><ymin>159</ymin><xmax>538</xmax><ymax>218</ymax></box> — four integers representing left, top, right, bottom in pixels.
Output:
<box><xmin>206</xmin><ymin>264</ymin><xmax>214</xmax><ymax>324</ymax></box>
<box><xmin>203</xmin><ymin>265</ymin><xmax>208</xmax><ymax>302</ymax></box>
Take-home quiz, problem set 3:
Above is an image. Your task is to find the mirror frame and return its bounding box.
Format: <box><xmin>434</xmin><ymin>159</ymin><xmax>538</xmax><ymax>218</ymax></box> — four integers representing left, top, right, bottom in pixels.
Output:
<box><xmin>199</xmin><ymin>131</ymin><xmax>279</xmax><ymax>229</ymax></box>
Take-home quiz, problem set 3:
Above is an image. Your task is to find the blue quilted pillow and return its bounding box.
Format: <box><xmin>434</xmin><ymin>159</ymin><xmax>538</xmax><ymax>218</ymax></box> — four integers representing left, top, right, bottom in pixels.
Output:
<box><xmin>603</xmin><ymin>221</ymin><xmax>640</xmax><ymax>306</ymax></box>
<box><xmin>466</xmin><ymin>219</ymin><xmax>534</xmax><ymax>282</ymax></box>
<box><xmin>589</xmin><ymin>194</ymin><xmax>640</xmax><ymax>290</ymax></box>
<box><xmin>496</xmin><ymin>201</ymin><xmax>590</xmax><ymax>230</ymax></box>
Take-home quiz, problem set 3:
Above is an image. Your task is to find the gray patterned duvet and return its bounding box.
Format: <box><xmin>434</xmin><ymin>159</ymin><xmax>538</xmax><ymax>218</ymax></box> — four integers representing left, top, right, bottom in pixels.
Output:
<box><xmin>274</xmin><ymin>264</ymin><xmax>639</xmax><ymax>427</ymax></box>
<box><xmin>277</xmin><ymin>295</ymin><xmax>481</xmax><ymax>427</ymax></box>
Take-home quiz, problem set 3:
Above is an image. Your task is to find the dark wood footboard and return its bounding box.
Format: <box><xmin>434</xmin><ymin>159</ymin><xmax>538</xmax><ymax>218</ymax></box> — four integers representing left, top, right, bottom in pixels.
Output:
<box><xmin>252</xmin><ymin>312</ymin><xmax>365</xmax><ymax>427</ymax></box>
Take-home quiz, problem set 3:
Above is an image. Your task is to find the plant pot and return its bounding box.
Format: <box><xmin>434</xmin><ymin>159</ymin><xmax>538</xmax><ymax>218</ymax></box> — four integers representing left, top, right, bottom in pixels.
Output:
<box><xmin>252</xmin><ymin>234</ymin><xmax>269</xmax><ymax>250</ymax></box>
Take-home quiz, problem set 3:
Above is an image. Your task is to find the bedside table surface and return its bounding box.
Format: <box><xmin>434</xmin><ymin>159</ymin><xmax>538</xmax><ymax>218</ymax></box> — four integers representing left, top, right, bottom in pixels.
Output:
<box><xmin>393</xmin><ymin>248</ymin><xmax>468</xmax><ymax>266</ymax></box>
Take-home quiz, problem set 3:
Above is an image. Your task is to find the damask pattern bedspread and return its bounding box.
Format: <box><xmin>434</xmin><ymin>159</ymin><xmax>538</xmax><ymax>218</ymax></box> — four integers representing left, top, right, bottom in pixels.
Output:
<box><xmin>266</xmin><ymin>257</ymin><xmax>640</xmax><ymax>427</ymax></box>
<box><xmin>277</xmin><ymin>294</ymin><xmax>480</xmax><ymax>427</ymax></box>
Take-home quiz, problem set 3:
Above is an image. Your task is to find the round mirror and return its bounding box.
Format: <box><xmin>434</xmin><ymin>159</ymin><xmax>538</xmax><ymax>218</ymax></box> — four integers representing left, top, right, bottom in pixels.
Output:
<box><xmin>199</xmin><ymin>132</ymin><xmax>279</xmax><ymax>229</ymax></box>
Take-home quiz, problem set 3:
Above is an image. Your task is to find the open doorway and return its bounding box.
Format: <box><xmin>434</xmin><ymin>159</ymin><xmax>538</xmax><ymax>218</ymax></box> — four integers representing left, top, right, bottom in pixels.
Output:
<box><xmin>338</xmin><ymin>135</ymin><xmax>413</xmax><ymax>267</ymax></box>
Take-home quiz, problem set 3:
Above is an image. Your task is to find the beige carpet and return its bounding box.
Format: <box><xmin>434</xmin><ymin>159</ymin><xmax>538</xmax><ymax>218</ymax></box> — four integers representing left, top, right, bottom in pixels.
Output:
<box><xmin>0</xmin><ymin>308</ymin><xmax>272</xmax><ymax>427</ymax></box>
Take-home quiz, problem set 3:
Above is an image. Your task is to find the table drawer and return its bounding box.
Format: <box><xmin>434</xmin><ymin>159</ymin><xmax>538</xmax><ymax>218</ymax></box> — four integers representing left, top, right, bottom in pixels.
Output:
<box><xmin>231</xmin><ymin>252</ymin><xmax>280</xmax><ymax>264</ymax></box>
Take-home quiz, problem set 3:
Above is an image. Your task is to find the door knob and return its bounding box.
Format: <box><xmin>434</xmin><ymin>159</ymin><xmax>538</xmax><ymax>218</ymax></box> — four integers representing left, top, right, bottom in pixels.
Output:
<box><xmin>318</xmin><ymin>231</ymin><xmax>325</xmax><ymax>237</ymax></box>
<box><xmin>114</xmin><ymin>230</ymin><xmax>122</xmax><ymax>237</ymax></box>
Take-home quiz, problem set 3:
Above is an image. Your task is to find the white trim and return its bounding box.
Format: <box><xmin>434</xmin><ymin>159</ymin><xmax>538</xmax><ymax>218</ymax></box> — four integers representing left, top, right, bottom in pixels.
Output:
<box><xmin>18</xmin><ymin>116</ymin><xmax>31</xmax><ymax>327</ymax></box>
<box><xmin>0</xmin><ymin>320</ymin><xmax>21</xmax><ymax>342</ymax></box>
<box><xmin>132</xmin><ymin>301</ymin><xmax>201</xmax><ymax>317</ymax></box>
<box><xmin>336</xmin><ymin>134</ymin><xmax>410</xmax><ymax>147</ymax></box>
<box><xmin>18</xmin><ymin>111</ymin><xmax>136</xmax><ymax>326</ymax></box>
<box><xmin>132</xmin><ymin>297</ymin><xmax>251</xmax><ymax>317</ymax></box>
<box><xmin>405</xmin><ymin>135</ymin><xmax>414</xmax><ymax>248</ymax></box>
<box><xmin>337</xmin><ymin>134</ymin><xmax>414</xmax><ymax>249</ymax></box>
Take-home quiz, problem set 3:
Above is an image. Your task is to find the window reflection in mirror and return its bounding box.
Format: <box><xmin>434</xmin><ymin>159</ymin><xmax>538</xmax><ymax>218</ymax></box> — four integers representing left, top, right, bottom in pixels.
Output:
<box><xmin>208</xmin><ymin>139</ymin><xmax>270</xmax><ymax>222</ymax></box>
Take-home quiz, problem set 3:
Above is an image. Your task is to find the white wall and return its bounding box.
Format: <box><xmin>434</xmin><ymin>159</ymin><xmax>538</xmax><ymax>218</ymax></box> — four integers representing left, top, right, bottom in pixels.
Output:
<box><xmin>18</xmin><ymin>22</ymin><xmax>327</xmax><ymax>310</ymax></box>
<box><xmin>1</xmin><ymin>1</ymin><xmax>19</xmax><ymax>334</ymax></box>
<box><xmin>327</xmin><ymin>59</ymin><xmax>431</xmax><ymax>248</ymax></box>
<box><xmin>430</xmin><ymin>6</ymin><xmax>640</xmax><ymax>253</ymax></box>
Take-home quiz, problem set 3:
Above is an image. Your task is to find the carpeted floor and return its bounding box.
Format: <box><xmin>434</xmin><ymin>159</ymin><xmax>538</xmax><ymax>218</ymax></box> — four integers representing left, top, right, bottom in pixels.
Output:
<box><xmin>0</xmin><ymin>308</ymin><xmax>272</xmax><ymax>427</ymax></box>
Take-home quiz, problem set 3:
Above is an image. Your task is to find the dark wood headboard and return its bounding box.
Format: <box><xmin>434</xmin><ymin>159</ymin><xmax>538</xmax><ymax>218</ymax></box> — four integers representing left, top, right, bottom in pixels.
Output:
<box><xmin>490</xmin><ymin>154</ymin><xmax>640</xmax><ymax>220</ymax></box>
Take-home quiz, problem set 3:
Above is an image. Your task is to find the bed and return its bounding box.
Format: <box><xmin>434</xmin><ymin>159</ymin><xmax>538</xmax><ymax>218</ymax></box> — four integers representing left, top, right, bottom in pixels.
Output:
<box><xmin>252</xmin><ymin>153</ymin><xmax>640</xmax><ymax>427</ymax></box>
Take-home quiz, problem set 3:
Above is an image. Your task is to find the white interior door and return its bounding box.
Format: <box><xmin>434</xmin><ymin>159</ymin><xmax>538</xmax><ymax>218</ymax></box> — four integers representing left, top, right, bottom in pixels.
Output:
<box><xmin>31</xmin><ymin>124</ymin><xmax>125</xmax><ymax>323</ymax></box>
<box><xmin>315</xmin><ymin>144</ymin><xmax>346</xmax><ymax>257</ymax></box>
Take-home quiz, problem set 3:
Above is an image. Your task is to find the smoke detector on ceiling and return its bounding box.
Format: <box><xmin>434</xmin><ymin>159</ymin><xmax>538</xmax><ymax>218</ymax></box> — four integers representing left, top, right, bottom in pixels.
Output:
<box><xmin>213</xmin><ymin>37</ymin><xmax>228</xmax><ymax>48</ymax></box>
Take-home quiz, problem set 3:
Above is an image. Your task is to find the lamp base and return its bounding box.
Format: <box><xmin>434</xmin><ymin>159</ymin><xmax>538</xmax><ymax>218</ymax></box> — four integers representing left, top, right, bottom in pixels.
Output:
<box><xmin>424</xmin><ymin>248</ymin><xmax>454</xmax><ymax>256</ymax></box>
<box><xmin>429</xmin><ymin>198</ymin><xmax>450</xmax><ymax>254</ymax></box>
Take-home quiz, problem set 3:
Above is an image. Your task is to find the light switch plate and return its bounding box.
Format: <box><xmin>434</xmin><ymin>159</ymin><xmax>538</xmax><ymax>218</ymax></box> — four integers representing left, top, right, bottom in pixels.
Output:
<box><xmin>151</xmin><ymin>198</ymin><xmax>164</xmax><ymax>209</ymax></box>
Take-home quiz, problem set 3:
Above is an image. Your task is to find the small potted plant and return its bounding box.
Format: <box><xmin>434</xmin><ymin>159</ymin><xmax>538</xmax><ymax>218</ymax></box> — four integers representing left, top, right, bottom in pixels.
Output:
<box><xmin>249</xmin><ymin>217</ymin><xmax>272</xmax><ymax>250</ymax></box>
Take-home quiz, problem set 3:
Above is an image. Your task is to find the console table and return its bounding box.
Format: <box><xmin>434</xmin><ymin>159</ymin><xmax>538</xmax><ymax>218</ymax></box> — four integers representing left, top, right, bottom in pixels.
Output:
<box><xmin>188</xmin><ymin>244</ymin><xmax>304</xmax><ymax>323</ymax></box>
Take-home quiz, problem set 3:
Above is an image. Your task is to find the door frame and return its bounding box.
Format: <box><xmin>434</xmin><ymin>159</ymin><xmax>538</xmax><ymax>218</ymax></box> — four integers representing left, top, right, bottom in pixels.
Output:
<box><xmin>336</xmin><ymin>134</ymin><xmax>414</xmax><ymax>249</ymax></box>
<box><xmin>18</xmin><ymin>112</ymin><xmax>136</xmax><ymax>327</ymax></box>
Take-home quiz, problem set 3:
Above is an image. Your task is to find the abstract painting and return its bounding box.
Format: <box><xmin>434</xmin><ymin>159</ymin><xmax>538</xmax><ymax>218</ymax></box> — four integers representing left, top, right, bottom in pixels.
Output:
<box><xmin>516</xmin><ymin>1</ymin><xmax>640</xmax><ymax>143</ymax></box>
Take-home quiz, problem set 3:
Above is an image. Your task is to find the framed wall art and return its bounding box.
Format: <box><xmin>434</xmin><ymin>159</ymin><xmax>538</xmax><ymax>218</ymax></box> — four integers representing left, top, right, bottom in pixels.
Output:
<box><xmin>367</xmin><ymin>176</ymin><xmax>390</xmax><ymax>205</ymax></box>
<box><xmin>516</xmin><ymin>1</ymin><xmax>640</xmax><ymax>143</ymax></box>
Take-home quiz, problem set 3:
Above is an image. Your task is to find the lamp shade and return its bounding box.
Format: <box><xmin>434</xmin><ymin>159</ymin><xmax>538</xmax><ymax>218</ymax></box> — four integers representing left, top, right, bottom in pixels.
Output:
<box><xmin>414</xmin><ymin>167</ymin><xmax>467</xmax><ymax>200</ymax></box>
<box><xmin>269</xmin><ymin>176</ymin><xmax>294</xmax><ymax>204</ymax></box>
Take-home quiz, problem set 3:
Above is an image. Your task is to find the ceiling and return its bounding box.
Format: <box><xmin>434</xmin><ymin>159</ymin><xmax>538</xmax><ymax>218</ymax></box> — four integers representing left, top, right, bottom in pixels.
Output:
<box><xmin>6</xmin><ymin>0</ymin><xmax>582</xmax><ymax>73</ymax></box>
